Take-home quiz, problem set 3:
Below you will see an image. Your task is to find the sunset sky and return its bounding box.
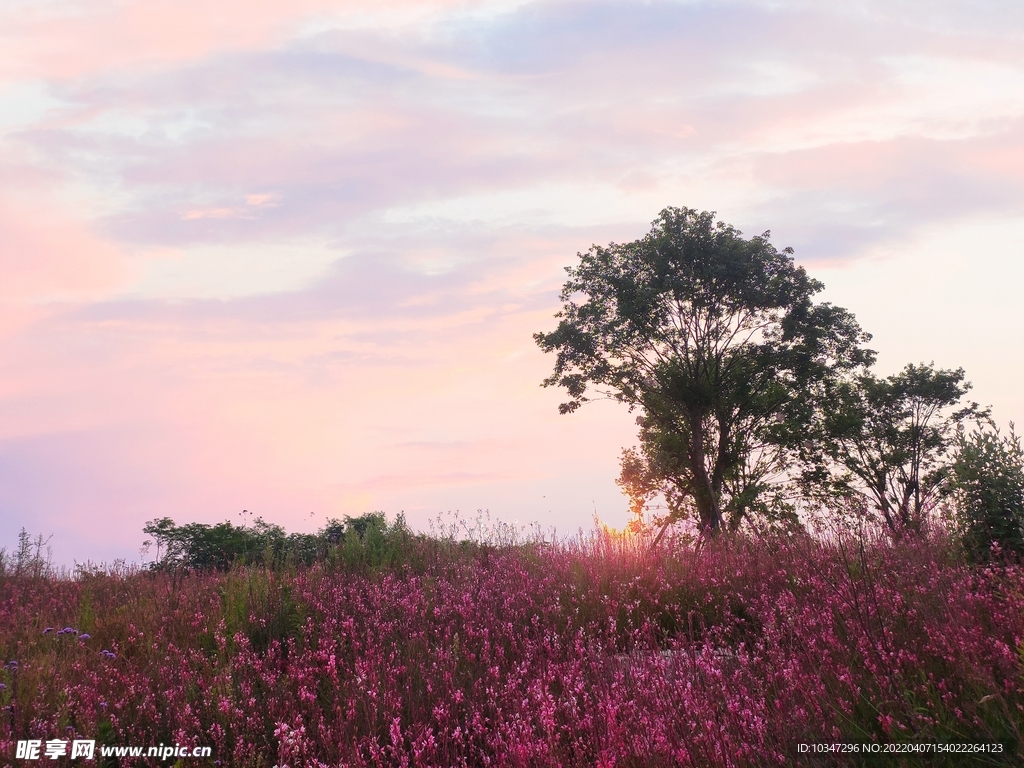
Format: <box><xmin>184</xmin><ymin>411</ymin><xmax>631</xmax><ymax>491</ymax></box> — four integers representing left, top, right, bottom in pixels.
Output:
<box><xmin>2</xmin><ymin>0</ymin><xmax>1023</xmax><ymax>564</ymax></box>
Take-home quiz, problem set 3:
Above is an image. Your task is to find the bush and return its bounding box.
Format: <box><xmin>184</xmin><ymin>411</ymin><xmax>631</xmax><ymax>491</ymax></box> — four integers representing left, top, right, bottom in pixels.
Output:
<box><xmin>948</xmin><ymin>422</ymin><xmax>1024</xmax><ymax>561</ymax></box>
<box><xmin>142</xmin><ymin>513</ymin><xmax>412</xmax><ymax>571</ymax></box>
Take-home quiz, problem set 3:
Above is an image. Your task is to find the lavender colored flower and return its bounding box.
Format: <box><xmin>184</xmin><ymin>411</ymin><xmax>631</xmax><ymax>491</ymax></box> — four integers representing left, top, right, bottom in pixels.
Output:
<box><xmin>78</xmin><ymin>633</ymin><xmax>91</xmax><ymax>640</ymax></box>
<box><xmin>43</xmin><ymin>627</ymin><xmax>54</xmax><ymax>634</ymax></box>
<box><xmin>2</xmin><ymin>531</ymin><xmax>1024</xmax><ymax>766</ymax></box>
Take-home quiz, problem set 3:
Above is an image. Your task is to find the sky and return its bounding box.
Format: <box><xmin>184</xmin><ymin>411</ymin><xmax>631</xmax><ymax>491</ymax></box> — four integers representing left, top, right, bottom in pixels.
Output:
<box><xmin>2</xmin><ymin>0</ymin><xmax>1023</xmax><ymax>565</ymax></box>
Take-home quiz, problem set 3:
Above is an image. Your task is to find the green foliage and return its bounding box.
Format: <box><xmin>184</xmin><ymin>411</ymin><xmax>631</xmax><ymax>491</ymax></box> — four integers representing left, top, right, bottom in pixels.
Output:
<box><xmin>536</xmin><ymin>206</ymin><xmax>873</xmax><ymax>535</ymax></box>
<box><xmin>326</xmin><ymin>512</ymin><xmax>420</xmax><ymax>574</ymax></box>
<box><xmin>221</xmin><ymin>568</ymin><xmax>305</xmax><ymax>655</ymax></box>
<box><xmin>142</xmin><ymin>512</ymin><xmax>413</xmax><ymax>571</ymax></box>
<box><xmin>807</xmin><ymin>363</ymin><xmax>982</xmax><ymax>535</ymax></box>
<box><xmin>142</xmin><ymin>517</ymin><xmax>283</xmax><ymax>570</ymax></box>
<box><xmin>948</xmin><ymin>421</ymin><xmax>1024</xmax><ymax>561</ymax></box>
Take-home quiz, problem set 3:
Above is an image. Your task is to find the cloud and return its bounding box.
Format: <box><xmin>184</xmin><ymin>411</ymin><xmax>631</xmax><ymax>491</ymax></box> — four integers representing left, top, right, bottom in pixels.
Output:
<box><xmin>0</xmin><ymin>0</ymin><xmax>515</xmax><ymax>85</ymax></box>
<box><xmin>2</xmin><ymin>0</ymin><xmax>1024</xmax><ymax>560</ymax></box>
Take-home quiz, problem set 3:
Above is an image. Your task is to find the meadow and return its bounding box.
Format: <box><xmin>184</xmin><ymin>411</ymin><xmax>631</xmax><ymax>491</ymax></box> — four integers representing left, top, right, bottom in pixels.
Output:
<box><xmin>1</xmin><ymin>524</ymin><xmax>1023</xmax><ymax>767</ymax></box>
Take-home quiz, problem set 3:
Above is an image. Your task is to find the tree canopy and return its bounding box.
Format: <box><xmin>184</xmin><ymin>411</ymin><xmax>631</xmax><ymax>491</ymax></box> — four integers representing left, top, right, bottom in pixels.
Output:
<box><xmin>535</xmin><ymin>207</ymin><xmax>874</xmax><ymax>534</ymax></box>
<box><xmin>805</xmin><ymin>363</ymin><xmax>982</xmax><ymax>535</ymax></box>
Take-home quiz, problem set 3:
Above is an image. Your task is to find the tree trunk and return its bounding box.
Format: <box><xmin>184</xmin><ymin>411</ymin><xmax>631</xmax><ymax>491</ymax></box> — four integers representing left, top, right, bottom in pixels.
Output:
<box><xmin>688</xmin><ymin>411</ymin><xmax>723</xmax><ymax>533</ymax></box>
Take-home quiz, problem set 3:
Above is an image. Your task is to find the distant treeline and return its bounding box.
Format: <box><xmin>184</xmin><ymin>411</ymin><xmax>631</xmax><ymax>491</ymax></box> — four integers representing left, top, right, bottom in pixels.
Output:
<box><xmin>142</xmin><ymin>513</ymin><xmax>415</xmax><ymax>571</ymax></box>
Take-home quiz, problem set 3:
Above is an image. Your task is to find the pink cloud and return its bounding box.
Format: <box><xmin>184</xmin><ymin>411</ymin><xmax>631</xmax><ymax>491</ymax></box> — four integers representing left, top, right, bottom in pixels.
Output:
<box><xmin>0</xmin><ymin>183</ymin><xmax>129</xmax><ymax>308</ymax></box>
<box><xmin>0</xmin><ymin>0</ymin><xmax>495</xmax><ymax>84</ymax></box>
<box><xmin>3</xmin><ymin>0</ymin><xmax>1024</xmax><ymax>562</ymax></box>
<box><xmin>0</xmin><ymin>255</ymin><xmax>639</xmax><ymax>562</ymax></box>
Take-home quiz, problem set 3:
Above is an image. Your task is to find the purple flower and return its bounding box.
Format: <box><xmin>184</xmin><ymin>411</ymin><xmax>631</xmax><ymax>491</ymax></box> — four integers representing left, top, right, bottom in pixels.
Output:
<box><xmin>79</xmin><ymin>633</ymin><xmax>91</xmax><ymax>640</ymax></box>
<box><xmin>4</xmin><ymin>661</ymin><xmax>17</xmax><ymax>671</ymax></box>
<box><xmin>43</xmin><ymin>627</ymin><xmax>54</xmax><ymax>634</ymax></box>
<box><xmin>99</xmin><ymin>650</ymin><xmax>117</xmax><ymax>660</ymax></box>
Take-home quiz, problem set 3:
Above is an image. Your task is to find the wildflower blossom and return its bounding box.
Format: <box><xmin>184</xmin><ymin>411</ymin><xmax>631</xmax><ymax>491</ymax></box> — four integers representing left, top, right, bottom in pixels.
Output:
<box><xmin>1</xmin><ymin>531</ymin><xmax>1022</xmax><ymax>765</ymax></box>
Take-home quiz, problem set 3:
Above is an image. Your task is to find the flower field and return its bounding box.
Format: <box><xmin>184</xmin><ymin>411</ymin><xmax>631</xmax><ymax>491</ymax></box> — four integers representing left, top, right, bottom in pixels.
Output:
<box><xmin>2</xmin><ymin>530</ymin><xmax>1023</xmax><ymax>766</ymax></box>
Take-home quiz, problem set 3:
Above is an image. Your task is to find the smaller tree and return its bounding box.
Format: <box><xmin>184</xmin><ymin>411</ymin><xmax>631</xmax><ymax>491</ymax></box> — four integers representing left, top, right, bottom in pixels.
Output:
<box><xmin>807</xmin><ymin>363</ymin><xmax>982</xmax><ymax>535</ymax></box>
<box><xmin>948</xmin><ymin>421</ymin><xmax>1024</xmax><ymax>561</ymax></box>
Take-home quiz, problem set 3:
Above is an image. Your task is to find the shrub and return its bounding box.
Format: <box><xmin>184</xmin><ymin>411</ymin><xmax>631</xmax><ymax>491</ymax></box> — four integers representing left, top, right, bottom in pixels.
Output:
<box><xmin>142</xmin><ymin>512</ymin><xmax>413</xmax><ymax>571</ymax></box>
<box><xmin>948</xmin><ymin>422</ymin><xmax>1024</xmax><ymax>561</ymax></box>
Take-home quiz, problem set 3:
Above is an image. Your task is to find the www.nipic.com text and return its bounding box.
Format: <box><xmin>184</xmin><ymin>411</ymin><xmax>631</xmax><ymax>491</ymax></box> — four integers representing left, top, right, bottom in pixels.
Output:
<box><xmin>15</xmin><ymin>739</ymin><xmax>212</xmax><ymax>760</ymax></box>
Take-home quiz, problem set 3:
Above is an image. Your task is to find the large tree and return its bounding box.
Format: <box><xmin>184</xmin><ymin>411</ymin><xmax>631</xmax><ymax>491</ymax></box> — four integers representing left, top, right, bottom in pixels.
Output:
<box><xmin>535</xmin><ymin>207</ymin><xmax>874</xmax><ymax>535</ymax></box>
